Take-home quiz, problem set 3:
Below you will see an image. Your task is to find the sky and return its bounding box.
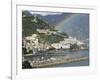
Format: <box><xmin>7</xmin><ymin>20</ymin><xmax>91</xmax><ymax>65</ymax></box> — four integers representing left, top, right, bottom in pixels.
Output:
<box><xmin>29</xmin><ymin>11</ymin><xmax>62</xmax><ymax>16</ymax></box>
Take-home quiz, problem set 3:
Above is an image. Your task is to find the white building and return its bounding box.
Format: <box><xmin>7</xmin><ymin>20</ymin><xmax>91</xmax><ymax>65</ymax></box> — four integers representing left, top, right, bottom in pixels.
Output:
<box><xmin>60</xmin><ymin>43</ymin><xmax>70</xmax><ymax>49</ymax></box>
<box><xmin>77</xmin><ymin>41</ymin><xmax>84</xmax><ymax>46</ymax></box>
<box><xmin>51</xmin><ymin>42</ymin><xmax>70</xmax><ymax>49</ymax></box>
<box><xmin>63</xmin><ymin>37</ymin><xmax>77</xmax><ymax>44</ymax></box>
<box><xmin>51</xmin><ymin>43</ymin><xmax>61</xmax><ymax>49</ymax></box>
<box><xmin>23</xmin><ymin>34</ymin><xmax>39</xmax><ymax>52</ymax></box>
<box><xmin>37</xmin><ymin>29</ymin><xmax>49</xmax><ymax>34</ymax></box>
<box><xmin>37</xmin><ymin>29</ymin><xmax>57</xmax><ymax>35</ymax></box>
<box><xmin>51</xmin><ymin>37</ymin><xmax>84</xmax><ymax>49</ymax></box>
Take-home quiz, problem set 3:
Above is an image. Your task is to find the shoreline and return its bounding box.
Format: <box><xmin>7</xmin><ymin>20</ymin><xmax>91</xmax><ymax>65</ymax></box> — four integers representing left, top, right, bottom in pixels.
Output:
<box><xmin>30</xmin><ymin>56</ymin><xmax>89</xmax><ymax>68</ymax></box>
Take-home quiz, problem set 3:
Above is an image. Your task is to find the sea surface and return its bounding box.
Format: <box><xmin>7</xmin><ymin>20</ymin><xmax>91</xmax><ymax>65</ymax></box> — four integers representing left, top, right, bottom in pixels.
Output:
<box><xmin>54</xmin><ymin>50</ymin><xmax>89</xmax><ymax>67</ymax></box>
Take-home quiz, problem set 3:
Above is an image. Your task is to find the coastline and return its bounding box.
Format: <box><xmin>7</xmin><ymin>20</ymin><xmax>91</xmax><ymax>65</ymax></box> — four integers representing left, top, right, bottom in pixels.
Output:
<box><xmin>30</xmin><ymin>56</ymin><xmax>89</xmax><ymax>68</ymax></box>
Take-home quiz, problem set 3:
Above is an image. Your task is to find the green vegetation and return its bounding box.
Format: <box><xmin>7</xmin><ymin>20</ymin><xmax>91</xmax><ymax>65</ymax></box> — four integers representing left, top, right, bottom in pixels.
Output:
<box><xmin>22</xmin><ymin>61</ymin><xmax>32</xmax><ymax>69</ymax></box>
<box><xmin>70</xmin><ymin>43</ymin><xmax>79</xmax><ymax>50</ymax></box>
<box><xmin>38</xmin><ymin>33</ymin><xmax>64</xmax><ymax>44</ymax></box>
<box><xmin>22</xmin><ymin>47</ymin><xmax>27</xmax><ymax>55</ymax></box>
<box><xmin>22</xmin><ymin>11</ymin><xmax>53</xmax><ymax>37</ymax></box>
<box><xmin>22</xmin><ymin>11</ymin><xmax>68</xmax><ymax>44</ymax></box>
<box><xmin>60</xmin><ymin>32</ymin><xmax>69</xmax><ymax>38</ymax></box>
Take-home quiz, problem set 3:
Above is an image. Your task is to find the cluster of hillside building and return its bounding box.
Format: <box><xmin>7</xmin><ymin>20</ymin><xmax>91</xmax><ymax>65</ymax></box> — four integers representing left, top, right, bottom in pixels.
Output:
<box><xmin>22</xmin><ymin>29</ymin><xmax>86</xmax><ymax>54</ymax></box>
<box><xmin>51</xmin><ymin>37</ymin><xmax>84</xmax><ymax>49</ymax></box>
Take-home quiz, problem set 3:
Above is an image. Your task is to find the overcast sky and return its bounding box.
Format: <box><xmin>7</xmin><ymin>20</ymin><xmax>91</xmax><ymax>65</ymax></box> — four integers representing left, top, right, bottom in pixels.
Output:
<box><xmin>29</xmin><ymin>11</ymin><xmax>62</xmax><ymax>16</ymax></box>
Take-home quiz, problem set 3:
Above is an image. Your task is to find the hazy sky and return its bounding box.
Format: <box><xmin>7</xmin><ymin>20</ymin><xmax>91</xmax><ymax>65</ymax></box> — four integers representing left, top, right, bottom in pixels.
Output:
<box><xmin>29</xmin><ymin>11</ymin><xmax>62</xmax><ymax>16</ymax></box>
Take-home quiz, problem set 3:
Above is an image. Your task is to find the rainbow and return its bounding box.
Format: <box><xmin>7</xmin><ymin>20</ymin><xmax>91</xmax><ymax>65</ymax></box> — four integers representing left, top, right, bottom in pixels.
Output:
<box><xmin>55</xmin><ymin>14</ymin><xmax>78</xmax><ymax>29</ymax></box>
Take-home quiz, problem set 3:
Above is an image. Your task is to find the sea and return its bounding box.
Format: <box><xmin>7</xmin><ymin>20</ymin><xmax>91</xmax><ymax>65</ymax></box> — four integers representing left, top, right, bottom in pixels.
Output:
<box><xmin>54</xmin><ymin>50</ymin><xmax>89</xmax><ymax>67</ymax></box>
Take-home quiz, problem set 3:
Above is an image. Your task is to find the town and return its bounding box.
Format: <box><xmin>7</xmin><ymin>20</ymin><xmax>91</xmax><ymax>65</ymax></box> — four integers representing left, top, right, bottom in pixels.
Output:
<box><xmin>22</xmin><ymin>28</ymin><xmax>89</xmax><ymax>69</ymax></box>
<box><xmin>22</xmin><ymin>11</ymin><xmax>89</xmax><ymax>69</ymax></box>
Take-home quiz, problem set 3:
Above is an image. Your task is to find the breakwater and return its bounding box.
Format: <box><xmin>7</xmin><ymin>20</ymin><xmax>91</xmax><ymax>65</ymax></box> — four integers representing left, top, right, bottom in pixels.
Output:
<box><xmin>23</xmin><ymin>50</ymin><xmax>89</xmax><ymax>68</ymax></box>
<box><xmin>30</xmin><ymin>56</ymin><xmax>88</xmax><ymax>68</ymax></box>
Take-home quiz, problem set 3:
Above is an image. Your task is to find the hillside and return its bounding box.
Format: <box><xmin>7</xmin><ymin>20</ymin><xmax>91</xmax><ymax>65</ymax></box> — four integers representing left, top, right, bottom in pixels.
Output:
<box><xmin>22</xmin><ymin>11</ymin><xmax>54</xmax><ymax>37</ymax></box>
<box><xmin>22</xmin><ymin>11</ymin><xmax>69</xmax><ymax>44</ymax></box>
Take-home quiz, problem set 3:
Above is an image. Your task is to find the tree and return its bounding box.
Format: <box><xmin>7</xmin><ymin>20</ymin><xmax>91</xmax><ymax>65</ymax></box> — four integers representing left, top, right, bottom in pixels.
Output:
<box><xmin>70</xmin><ymin>43</ymin><xmax>79</xmax><ymax>50</ymax></box>
<box><xmin>22</xmin><ymin>47</ymin><xmax>27</xmax><ymax>54</ymax></box>
<box><xmin>22</xmin><ymin>61</ymin><xmax>32</xmax><ymax>69</ymax></box>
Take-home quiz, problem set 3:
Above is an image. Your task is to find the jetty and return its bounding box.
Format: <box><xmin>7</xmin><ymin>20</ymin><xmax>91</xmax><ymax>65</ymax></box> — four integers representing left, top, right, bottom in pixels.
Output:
<box><xmin>30</xmin><ymin>56</ymin><xmax>89</xmax><ymax>68</ymax></box>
